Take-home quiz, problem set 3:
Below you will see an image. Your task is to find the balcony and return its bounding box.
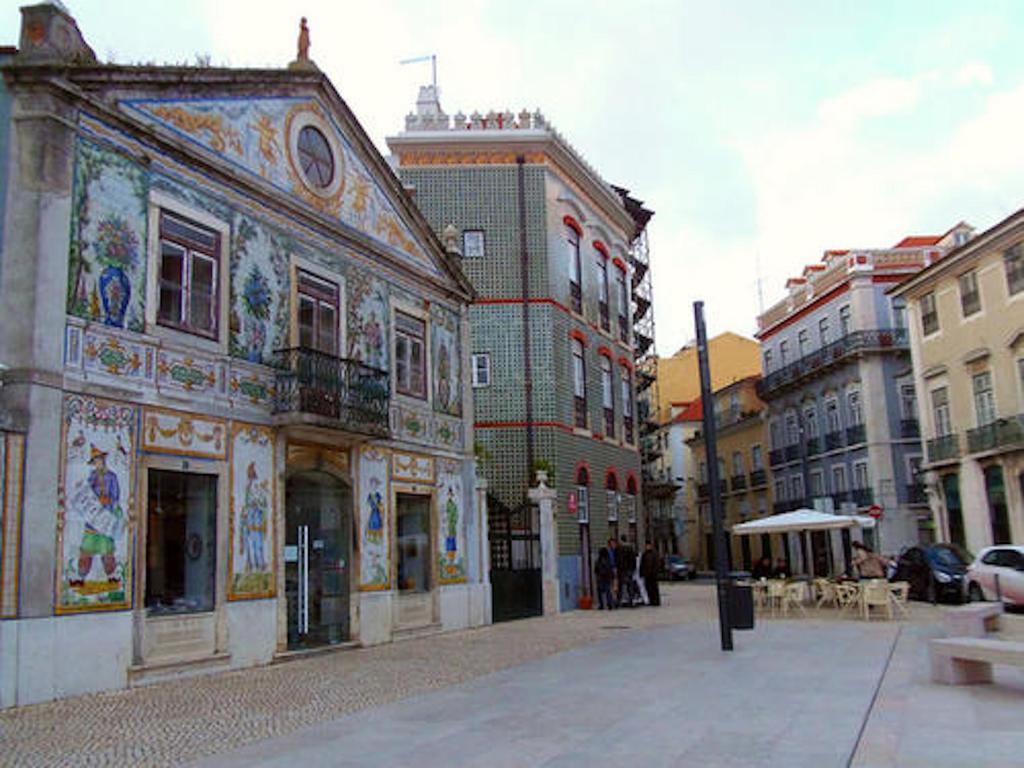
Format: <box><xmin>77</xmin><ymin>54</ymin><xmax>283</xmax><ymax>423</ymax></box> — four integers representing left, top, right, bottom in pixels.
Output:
<box><xmin>769</xmin><ymin>448</ymin><xmax>785</xmax><ymax>466</ymax></box>
<box><xmin>697</xmin><ymin>482</ymin><xmax>709</xmax><ymax>498</ymax></box>
<box><xmin>731</xmin><ymin>474</ymin><xmax>747</xmax><ymax>491</ymax></box>
<box><xmin>618</xmin><ymin>314</ymin><xmax>629</xmax><ymax>343</ymax></box>
<box><xmin>623</xmin><ymin>416</ymin><xmax>634</xmax><ymax>445</ymax></box>
<box><xmin>784</xmin><ymin>444</ymin><xmax>799</xmax><ymax>461</ymax></box>
<box><xmin>966</xmin><ymin>415</ymin><xmax>1024</xmax><ymax>454</ymax></box>
<box><xmin>846</xmin><ymin>424</ymin><xmax>866</xmax><ymax>445</ymax></box>
<box><xmin>851</xmin><ymin>487</ymin><xmax>874</xmax><ymax>507</ymax></box>
<box><xmin>749</xmin><ymin>469</ymin><xmax>767</xmax><ymax>487</ymax></box>
<box><xmin>825</xmin><ymin>431</ymin><xmax>843</xmax><ymax>451</ymax></box>
<box><xmin>774</xmin><ymin>498</ymin><xmax>806</xmax><ymax>514</ymax></box>
<box><xmin>273</xmin><ymin>348</ymin><xmax>389</xmax><ymax>436</ymax></box>
<box><xmin>927</xmin><ymin>434</ymin><xmax>960</xmax><ymax>464</ymax></box>
<box><xmin>757</xmin><ymin>328</ymin><xmax>909</xmax><ymax>399</ymax></box>
<box><xmin>905</xmin><ymin>484</ymin><xmax>927</xmax><ymax>505</ymax></box>
<box><xmin>831</xmin><ymin>490</ymin><xmax>851</xmax><ymax>507</ymax></box>
<box><xmin>806</xmin><ymin>437</ymin><xmax>821</xmax><ymax>456</ymax></box>
<box><xmin>900</xmin><ymin>418</ymin><xmax>920</xmax><ymax>439</ymax></box>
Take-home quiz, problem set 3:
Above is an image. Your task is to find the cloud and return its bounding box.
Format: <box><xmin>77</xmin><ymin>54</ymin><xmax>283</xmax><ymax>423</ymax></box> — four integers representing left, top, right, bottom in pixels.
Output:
<box><xmin>954</xmin><ymin>61</ymin><xmax>994</xmax><ymax>87</ymax></box>
<box><xmin>817</xmin><ymin>75</ymin><xmax>924</xmax><ymax>125</ymax></box>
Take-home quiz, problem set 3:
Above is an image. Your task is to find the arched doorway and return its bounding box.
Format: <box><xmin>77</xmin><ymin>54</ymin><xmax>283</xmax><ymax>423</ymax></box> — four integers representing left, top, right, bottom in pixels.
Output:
<box><xmin>285</xmin><ymin>470</ymin><xmax>352</xmax><ymax>649</ymax></box>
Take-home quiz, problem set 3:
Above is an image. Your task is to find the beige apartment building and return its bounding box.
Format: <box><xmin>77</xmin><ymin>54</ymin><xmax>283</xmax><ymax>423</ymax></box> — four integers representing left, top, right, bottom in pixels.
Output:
<box><xmin>892</xmin><ymin>209</ymin><xmax>1024</xmax><ymax>553</ymax></box>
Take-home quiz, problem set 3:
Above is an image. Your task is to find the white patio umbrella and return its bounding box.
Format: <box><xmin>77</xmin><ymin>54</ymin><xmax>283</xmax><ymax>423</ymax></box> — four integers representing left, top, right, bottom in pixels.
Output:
<box><xmin>731</xmin><ymin>509</ymin><xmax>875</xmax><ymax>577</ymax></box>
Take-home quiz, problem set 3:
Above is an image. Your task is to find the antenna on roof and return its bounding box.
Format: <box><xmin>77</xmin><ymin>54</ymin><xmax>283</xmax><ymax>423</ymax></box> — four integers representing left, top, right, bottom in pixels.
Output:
<box><xmin>400</xmin><ymin>53</ymin><xmax>437</xmax><ymax>91</ymax></box>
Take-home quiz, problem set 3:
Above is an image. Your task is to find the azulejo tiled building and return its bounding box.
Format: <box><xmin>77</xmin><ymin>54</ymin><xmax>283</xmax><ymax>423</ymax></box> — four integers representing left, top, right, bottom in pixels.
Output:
<box><xmin>755</xmin><ymin>224</ymin><xmax>973</xmax><ymax>570</ymax></box>
<box><xmin>890</xmin><ymin>208</ymin><xmax>1024</xmax><ymax>552</ymax></box>
<box><xmin>0</xmin><ymin>5</ymin><xmax>488</xmax><ymax>708</ymax></box>
<box><xmin>387</xmin><ymin>88</ymin><xmax>647</xmax><ymax>614</ymax></box>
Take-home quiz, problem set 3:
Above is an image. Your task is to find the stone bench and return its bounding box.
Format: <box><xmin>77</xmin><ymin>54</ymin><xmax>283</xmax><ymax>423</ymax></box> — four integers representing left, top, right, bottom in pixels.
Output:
<box><xmin>930</xmin><ymin>637</ymin><xmax>1024</xmax><ymax>685</ymax></box>
<box><xmin>943</xmin><ymin>602</ymin><xmax>1003</xmax><ymax>638</ymax></box>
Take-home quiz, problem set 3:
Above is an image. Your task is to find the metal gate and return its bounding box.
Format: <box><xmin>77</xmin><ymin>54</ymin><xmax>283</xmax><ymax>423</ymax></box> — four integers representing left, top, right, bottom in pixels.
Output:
<box><xmin>489</xmin><ymin>496</ymin><xmax>542</xmax><ymax>623</ymax></box>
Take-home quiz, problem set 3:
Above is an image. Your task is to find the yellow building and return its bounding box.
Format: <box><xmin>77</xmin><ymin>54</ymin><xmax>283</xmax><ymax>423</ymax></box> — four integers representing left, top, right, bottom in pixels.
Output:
<box><xmin>687</xmin><ymin>376</ymin><xmax>773</xmax><ymax>571</ymax></box>
<box><xmin>655</xmin><ymin>332</ymin><xmax>762</xmax><ymax>422</ymax></box>
<box><xmin>891</xmin><ymin>209</ymin><xmax>1024</xmax><ymax>552</ymax></box>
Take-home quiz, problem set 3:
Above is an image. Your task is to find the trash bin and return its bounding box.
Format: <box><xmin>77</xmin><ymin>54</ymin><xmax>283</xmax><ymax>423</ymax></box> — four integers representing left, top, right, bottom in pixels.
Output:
<box><xmin>727</xmin><ymin>575</ymin><xmax>755</xmax><ymax>631</ymax></box>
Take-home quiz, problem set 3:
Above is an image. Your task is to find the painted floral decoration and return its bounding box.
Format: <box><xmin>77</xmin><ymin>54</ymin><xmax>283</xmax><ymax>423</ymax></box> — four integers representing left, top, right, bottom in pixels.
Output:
<box><xmin>95</xmin><ymin>215</ymin><xmax>139</xmax><ymax>269</ymax></box>
<box><xmin>242</xmin><ymin>264</ymin><xmax>272</xmax><ymax>320</ymax></box>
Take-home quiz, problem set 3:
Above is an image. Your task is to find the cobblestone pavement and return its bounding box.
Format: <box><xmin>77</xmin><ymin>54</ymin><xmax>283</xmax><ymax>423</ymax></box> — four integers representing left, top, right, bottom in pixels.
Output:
<box><xmin>0</xmin><ymin>584</ymin><xmax>946</xmax><ymax>767</ymax></box>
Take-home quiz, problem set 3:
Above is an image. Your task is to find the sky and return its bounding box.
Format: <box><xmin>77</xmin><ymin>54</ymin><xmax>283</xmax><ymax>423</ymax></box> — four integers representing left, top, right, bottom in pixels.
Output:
<box><xmin>5</xmin><ymin>1</ymin><xmax>1024</xmax><ymax>355</ymax></box>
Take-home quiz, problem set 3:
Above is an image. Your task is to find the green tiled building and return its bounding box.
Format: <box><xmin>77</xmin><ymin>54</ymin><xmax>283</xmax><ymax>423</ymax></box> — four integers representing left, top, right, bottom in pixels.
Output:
<box><xmin>389</xmin><ymin>88</ymin><xmax>651</xmax><ymax>610</ymax></box>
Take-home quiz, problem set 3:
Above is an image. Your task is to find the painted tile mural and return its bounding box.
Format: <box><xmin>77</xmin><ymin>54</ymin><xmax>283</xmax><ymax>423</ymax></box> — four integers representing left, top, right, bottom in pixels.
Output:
<box><xmin>229</xmin><ymin>423</ymin><xmax>275</xmax><ymax>600</ymax></box>
<box><xmin>358</xmin><ymin>446</ymin><xmax>390</xmax><ymax>590</ymax></box>
<box><xmin>230</xmin><ymin>215</ymin><xmax>290</xmax><ymax>365</ymax></box>
<box><xmin>437</xmin><ymin>460</ymin><xmax>466</xmax><ymax>584</ymax></box>
<box><xmin>123</xmin><ymin>97</ymin><xmax>439</xmax><ymax>276</ymax></box>
<box><xmin>57</xmin><ymin>395</ymin><xmax>136</xmax><ymax>613</ymax></box>
<box><xmin>67</xmin><ymin>138</ymin><xmax>149</xmax><ymax>331</ymax></box>
<box><xmin>431</xmin><ymin>304</ymin><xmax>461</xmax><ymax>417</ymax></box>
<box><xmin>347</xmin><ymin>271</ymin><xmax>389</xmax><ymax>371</ymax></box>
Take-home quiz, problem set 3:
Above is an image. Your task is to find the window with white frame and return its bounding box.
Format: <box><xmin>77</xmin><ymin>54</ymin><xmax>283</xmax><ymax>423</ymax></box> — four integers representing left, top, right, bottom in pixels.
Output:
<box><xmin>959</xmin><ymin>271</ymin><xmax>981</xmax><ymax>317</ymax></box>
<box><xmin>462</xmin><ymin>229</ymin><xmax>485</xmax><ymax>258</ymax></box>
<box><xmin>847</xmin><ymin>388</ymin><xmax>863</xmax><ymax>426</ymax></box>
<box><xmin>921</xmin><ymin>292</ymin><xmax>939</xmax><ymax>335</ymax></box>
<box><xmin>892</xmin><ymin>298</ymin><xmax>907</xmax><ymax>330</ymax></box>
<box><xmin>785</xmin><ymin>412</ymin><xmax>799</xmax><ymax>444</ymax></box>
<box><xmin>1004</xmin><ymin>242</ymin><xmax>1023</xmax><ymax>296</ymax></box>
<box><xmin>853</xmin><ymin>462</ymin><xmax>869</xmax><ymax>490</ymax></box>
<box><xmin>798</xmin><ymin>329</ymin><xmax>809</xmax><ymax>357</ymax></box>
<box><xmin>751</xmin><ymin>444</ymin><xmax>763</xmax><ymax>471</ymax></box>
<box><xmin>572</xmin><ymin>338</ymin><xmax>587</xmax><ymax>428</ymax></box>
<box><xmin>157</xmin><ymin>210</ymin><xmax>220</xmax><ymax>339</ymax></box>
<box><xmin>839</xmin><ymin>305</ymin><xmax>852</xmax><ymax>336</ymax></box>
<box><xmin>831</xmin><ymin>465</ymin><xmax>846</xmax><ymax>494</ymax></box>
<box><xmin>770</xmin><ymin>419</ymin><xmax>782</xmax><ymax>449</ymax></box>
<box><xmin>471</xmin><ymin>353</ymin><xmax>491</xmax><ymax>387</ymax></box>
<box><xmin>620</xmin><ymin>366</ymin><xmax>634</xmax><ymax>444</ymax></box>
<box><xmin>600</xmin><ymin>354</ymin><xmax>614</xmax><ymax>437</ymax></box>
<box><xmin>791</xmin><ymin>474</ymin><xmax>805</xmax><ymax>501</ymax></box>
<box><xmin>931</xmin><ymin>386</ymin><xmax>952</xmax><ymax>436</ymax></box>
<box><xmin>297</xmin><ymin>270</ymin><xmax>339</xmax><ymax>355</ymax></box>
<box><xmin>825</xmin><ymin>397</ymin><xmax>840</xmax><ymax>433</ymax></box>
<box><xmin>810</xmin><ymin>470</ymin><xmax>824</xmax><ymax>498</ymax></box>
<box><xmin>774</xmin><ymin>477</ymin><xmax>786</xmax><ymax>501</ymax></box>
<box><xmin>897</xmin><ymin>384</ymin><xmax>916</xmax><ymax>423</ymax></box>
<box><xmin>780</xmin><ymin>340</ymin><xmax>789</xmax><ymax>366</ymax></box>
<box><xmin>732</xmin><ymin>451</ymin><xmax>744</xmax><ymax>477</ymax></box>
<box><xmin>972</xmin><ymin>371</ymin><xmax>996</xmax><ymax>427</ymax></box>
<box><xmin>567</xmin><ymin>225</ymin><xmax>582</xmax><ymax>314</ymax></box>
<box><xmin>615</xmin><ymin>263</ymin><xmax>629</xmax><ymax>342</ymax></box>
<box><xmin>395</xmin><ymin>311</ymin><xmax>427</xmax><ymax>399</ymax></box>
<box><xmin>804</xmin><ymin>405</ymin><xmax>819</xmax><ymax>438</ymax></box>
<box><xmin>596</xmin><ymin>248</ymin><xmax>610</xmax><ymax>331</ymax></box>
<box><xmin>764</xmin><ymin>349</ymin><xmax>773</xmax><ymax>373</ymax></box>
<box><xmin>818</xmin><ymin>316</ymin><xmax>830</xmax><ymax>346</ymax></box>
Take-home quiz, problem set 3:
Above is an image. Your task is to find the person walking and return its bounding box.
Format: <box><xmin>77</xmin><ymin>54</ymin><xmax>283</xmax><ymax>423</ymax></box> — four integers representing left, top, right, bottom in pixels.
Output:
<box><xmin>639</xmin><ymin>542</ymin><xmax>661</xmax><ymax>606</ymax></box>
<box><xmin>606</xmin><ymin>537</ymin><xmax>619</xmax><ymax>606</ymax></box>
<box><xmin>617</xmin><ymin>536</ymin><xmax>637</xmax><ymax>607</ymax></box>
<box><xmin>594</xmin><ymin>547</ymin><xmax>615</xmax><ymax>610</ymax></box>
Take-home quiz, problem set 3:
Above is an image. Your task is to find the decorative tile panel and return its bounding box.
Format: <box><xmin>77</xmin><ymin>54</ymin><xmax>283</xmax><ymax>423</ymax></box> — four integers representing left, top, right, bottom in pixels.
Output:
<box><xmin>156</xmin><ymin>349</ymin><xmax>221</xmax><ymax>397</ymax></box>
<box><xmin>229</xmin><ymin>363</ymin><xmax>278</xmax><ymax>410</ymax></box>
<box><xmin>436</xmin><ymin>458</ymin><xmax>466</xmax><ymax>585</ymax></box>
<box><xmin>1</xmin><ymin>433</ymin><xmax>25</xmax><ymax>618</ymax></box>
<box><xmin>228</xmin><ymin>422</ymin><xmax>276</xmax><ymax>600</ymax></box>
<box><xmin>56</xmin><ymin>395</ymin><xmax>136</xmax><ymax>613</ymax></box>
<box><xmin>391</xmin><ymin>451</ymin><xmax>435</xmax><ymax>484</ymax></box>
<box><xmin>82</xmin><ymin>328</ymin><xmax>152</xmax><ymax>386</ymax></box>
<box><xmin>141</xmin><ymin>407</ymin><xmax>226</xmax><ymax>459</ymax></box>
<box><xmin>357</xmin><ymin>446</ymin><xmax>390</xmax><ymax>591</ymax></box>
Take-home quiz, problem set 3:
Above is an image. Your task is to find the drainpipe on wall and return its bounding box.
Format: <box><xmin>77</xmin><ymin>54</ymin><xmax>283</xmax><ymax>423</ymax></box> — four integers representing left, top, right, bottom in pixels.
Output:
<box><xmin>517</xmin><ymin>156</ymin><xmax>535</xmax><ymax>487</ymax></box>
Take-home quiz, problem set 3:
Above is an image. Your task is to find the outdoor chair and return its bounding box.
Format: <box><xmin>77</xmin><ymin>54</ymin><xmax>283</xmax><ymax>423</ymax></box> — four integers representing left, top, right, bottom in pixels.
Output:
<box><xmin>835</xmin><ymin>581</ymin><xmax>861</xmax><ymax>616</ymax></box>
<box><xmin>782</xmin><ymin>581</ymin><xmax>807</xmax><ymax>617</ymax></box>
<box><xmin>862</xmin><ymin>579</ymin><xmax>892</xmax><ymax>620</ymax></box>
<box><xmin>813</xmin><ymin>578</ymin><xmax>838</xmax><ymax>609</ymax></box>
<box><xmin>766</xmin><ymin>579</ymin><xmax>787</xmax><ymax>617</ymax></box>
<box><xmin>889</xmin><ymin>581</ymin><xmax>910</xmax><ymax>619</ymax></box>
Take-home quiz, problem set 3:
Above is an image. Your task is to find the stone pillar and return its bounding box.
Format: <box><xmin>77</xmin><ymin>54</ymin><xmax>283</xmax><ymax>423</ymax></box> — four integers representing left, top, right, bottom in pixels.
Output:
<box><xmin>475</xmin><ymin>475</ymin><xmax>490</xmax><ymax>584</ymax></box>
<box><xmin>528</xmin><ymin>471</ymin><xmax>559</xmax><ymax>615</ymax></box>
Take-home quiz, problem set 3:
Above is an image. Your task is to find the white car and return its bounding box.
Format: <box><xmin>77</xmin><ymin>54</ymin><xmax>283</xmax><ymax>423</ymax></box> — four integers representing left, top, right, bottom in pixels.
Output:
<box><xmin>965</xmin><ymin>545</ymin><xmax>1024</xmax><ymax>607</ymax></box>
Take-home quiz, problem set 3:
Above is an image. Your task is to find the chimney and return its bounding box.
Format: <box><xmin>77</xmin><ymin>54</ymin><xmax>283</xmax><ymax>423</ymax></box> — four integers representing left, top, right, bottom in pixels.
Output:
<box><xmin>18</xmin><ymin>2</ymin><xmax>96</xmax><ymax>64</ymax></box>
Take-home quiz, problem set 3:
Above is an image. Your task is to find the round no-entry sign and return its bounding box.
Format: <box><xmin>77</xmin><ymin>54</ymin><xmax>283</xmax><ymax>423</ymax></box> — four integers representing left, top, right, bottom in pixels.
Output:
<box><xmin>567</xmin><ymin>492</ymin><xmax>578</xmax><ymax>516</ymax></box>
<box><xmin>868</xmin><ymin>504</ymin><xmax>883</xmax><ymax>520</ymax></box>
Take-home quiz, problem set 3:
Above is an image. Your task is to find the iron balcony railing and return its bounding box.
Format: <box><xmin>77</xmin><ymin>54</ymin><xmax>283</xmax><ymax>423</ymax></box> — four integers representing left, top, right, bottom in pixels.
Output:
<box><xmin>825</xmin><ymin>431</ymin><xmax>843</xmax><ymax>451</ymax></box>
<box><xmin>757</xmin><ymin>328</ymin><xmax>909</xmax><ymax>398</ymax></box>
<box><xmin>273</xmin><ymin>348</ymin><xmax>389</xmax><ymax>435</ymax></box>
<box><xmin>851</xmin><ymin>487</ymin><xmax>874</xmax><ymax>507</ymax></box>
<box><xmin>846</xmin><ymin>424</ymin><xmax>866</xmax><ymax>445</ymax></box>
<box><xmin>966</xmin><ymin>415</ymin><xmax>1024</xmax><ymax>454</ymax></box>
<box><xmin>831</xmin><ymin>490</ymin><xmax>851</xmax><ymax>507</ymax></box>
<box><xmin>806</xmin><ymin>437</ymin><xmax>821</xmax><ymax>456</ymax></box>
<box><xmin>769</xmin><ymin>448</ymin><xmax>785</xmax><ymax>466</ymax></box>
<box><xmin>785</xmin><ymin>444</ymin><xmax>800</xmax><ymax>461</ymax></box>
<box><xmin>749</xmin><ymin>469</ymin><xmax>767</xmax><ymax>487</ymax></box>
<box><xmin>905</xmin><ymin>484</ymin><xmax>927</xmax><ymax>504</ymax></box>
<box><xmin>731</xmin><ymin>474</ymin><xmax>747</xmax><ymax>491</ymax></box>
<box><xmin>927</xmin><ymin>434</ymin><xmax>960</xmax><ymax>463</ymax></box>
<box><xmin>900</xmin><ymin>418</ymin><xmax>920</xmax><ymax>439</ymax></box>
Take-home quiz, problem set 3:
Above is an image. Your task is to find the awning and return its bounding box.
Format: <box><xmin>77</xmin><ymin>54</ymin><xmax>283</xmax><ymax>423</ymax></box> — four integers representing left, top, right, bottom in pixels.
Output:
<box><xmin>731</xmin><ymin>509</ymin><xmax>876</xmax><ymax>535</ymax></box>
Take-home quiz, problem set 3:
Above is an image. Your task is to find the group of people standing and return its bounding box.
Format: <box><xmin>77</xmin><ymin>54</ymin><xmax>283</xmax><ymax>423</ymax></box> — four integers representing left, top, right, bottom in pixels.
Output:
<box><xmin>594</xmin><ymin>537</ymin><xmax>661</xmax><ymax>609</ymax></box>
<box><xmin>749</xmin><ymin>541</ymin><xmax>892</xmax><ymax>580</ymax></box>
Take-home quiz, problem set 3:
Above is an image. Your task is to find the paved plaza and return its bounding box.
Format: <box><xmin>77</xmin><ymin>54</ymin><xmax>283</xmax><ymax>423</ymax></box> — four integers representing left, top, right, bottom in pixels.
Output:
<box><xmin>2</xmin><ymin>584</ymin><xmax>1022</xmax><ymax>767</ymax></box>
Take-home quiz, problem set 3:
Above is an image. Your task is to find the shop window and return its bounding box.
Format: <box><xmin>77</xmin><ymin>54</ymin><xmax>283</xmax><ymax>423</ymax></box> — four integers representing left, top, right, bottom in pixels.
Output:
<box><xmin>156</xmin><ymin>211</ymin><xmax>220</xmax><ymax>339</ymax></box>
<box><xmin>145</xmin><ymin>469</ymin><xmax>217</xmax><ymax>615</ymax></box>
<box><xmin>396</xmin><ymin>493</ymin><xmax>431</xmax><ymax>592</ymax></box>
<box><xmin>395</xmin><ymin>311</ymin><xmax>426</xmax><ymax>399</ymax></box>
<box><xmin>297</xmin><ymin>270</ymin><xmax>339</xmax><ymax>355</ymax></box>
